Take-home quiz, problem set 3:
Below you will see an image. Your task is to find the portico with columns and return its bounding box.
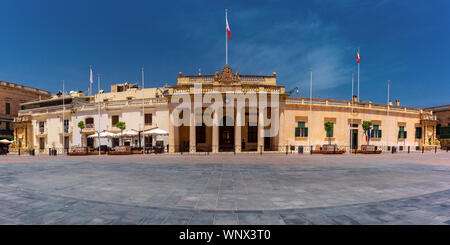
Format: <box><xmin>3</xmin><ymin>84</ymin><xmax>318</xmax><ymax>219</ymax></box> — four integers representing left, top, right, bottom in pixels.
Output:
<box><xmin>166</xmin><ymin>65</ymin><xmax>286</xmax><ymax>153</ymax></box>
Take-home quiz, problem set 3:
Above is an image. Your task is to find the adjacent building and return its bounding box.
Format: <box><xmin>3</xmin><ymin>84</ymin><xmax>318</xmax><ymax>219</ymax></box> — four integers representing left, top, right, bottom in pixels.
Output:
<box><xmin>424</xmin><ymin>105</ymin><xmax>450</xmax><ymax>149</ymax></box>
<box><xmin>15</xmin><ymin>83</ymin><xmax>169</xmax><ymax>154</ymax></box>
<box><xmin>13</xmin><ymin>65</ymin><xmax>439</xmax><ymax>154</ymax></box>
<box><xmin>0</xmin><ymin>81</ymin><xmax>50</xmax><ymax>142</ymax></box>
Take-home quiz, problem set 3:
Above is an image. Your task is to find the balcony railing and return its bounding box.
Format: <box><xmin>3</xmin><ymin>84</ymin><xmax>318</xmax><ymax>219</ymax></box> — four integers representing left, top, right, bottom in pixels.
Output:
<box><xmin>286</xmin><ymin>97</ymin><xmax>428</xmax><ymax>114</ymax></box>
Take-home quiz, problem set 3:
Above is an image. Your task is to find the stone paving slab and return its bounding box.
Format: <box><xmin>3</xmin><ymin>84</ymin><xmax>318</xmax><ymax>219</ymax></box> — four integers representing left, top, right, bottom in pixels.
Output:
<box><xmin>0</xmin><ymin>155</ymin><xmax>449</xmax><ymax>224</ymax></box>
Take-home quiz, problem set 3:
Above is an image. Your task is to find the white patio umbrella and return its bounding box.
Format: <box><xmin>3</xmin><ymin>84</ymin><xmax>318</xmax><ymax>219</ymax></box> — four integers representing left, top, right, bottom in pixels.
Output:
<box><xmin>0</xmin><ymin>139</ymin><xmax>13</xmax><ymax>144</ymax></box>
<box><xmin>121</xmin><ymin>129</ymin><xmax>139</xmax><ymax>137</ymax></box>
<box><xmin>87</xmin><ymin>131</ymin><xmax>116</xmax><ymax>138</ymax></box>
<box><xmin>143</xmin><ymin>128</ymin><xmax>169</xmax><ymax>136</ymax></box>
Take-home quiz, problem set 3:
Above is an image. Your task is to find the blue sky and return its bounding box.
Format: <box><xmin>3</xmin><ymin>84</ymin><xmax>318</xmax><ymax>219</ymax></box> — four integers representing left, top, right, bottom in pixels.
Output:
<box><xmin>0</xmin><ymin>0</ymin><xmax>449</xmax><ymax>108</ymax></box>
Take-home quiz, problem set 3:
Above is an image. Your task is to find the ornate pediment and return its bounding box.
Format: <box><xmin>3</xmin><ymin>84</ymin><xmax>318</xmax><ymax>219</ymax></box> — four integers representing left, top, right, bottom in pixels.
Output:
<box><xmin>214</xmin><ymin>65</ymin><xmax>240</xmax><ymax>84</ymax></box>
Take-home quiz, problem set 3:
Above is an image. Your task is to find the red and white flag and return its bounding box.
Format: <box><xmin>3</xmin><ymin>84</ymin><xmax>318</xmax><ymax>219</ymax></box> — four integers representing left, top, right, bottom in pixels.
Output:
<box><xmin>226</xmin><ymin>13</ymin><xmax>231</xmax><ymax>39</ymax></box>
<box><xmin>356</xmin><ymin>49</ymin><xmax>360</xmax><ymax>63</ymax></box>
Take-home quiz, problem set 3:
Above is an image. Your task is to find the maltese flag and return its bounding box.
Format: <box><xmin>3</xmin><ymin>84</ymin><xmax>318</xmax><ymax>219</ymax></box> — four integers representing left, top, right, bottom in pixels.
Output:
<box><xmin>226</xmin><ymin>14</ymin><xmax>231</xmax><ymax>39</ymax></box>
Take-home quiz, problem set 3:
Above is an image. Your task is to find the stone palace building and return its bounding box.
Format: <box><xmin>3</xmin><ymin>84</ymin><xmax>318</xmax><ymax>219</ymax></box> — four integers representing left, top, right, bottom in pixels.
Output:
<box><xmin>13</xmin><ymin>65</ymin><xmax>439</xmax><ymax>154</ymax></box>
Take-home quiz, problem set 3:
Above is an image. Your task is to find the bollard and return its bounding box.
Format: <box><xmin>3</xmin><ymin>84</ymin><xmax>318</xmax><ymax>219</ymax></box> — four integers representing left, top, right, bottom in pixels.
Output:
<box><xmin>18</xmin><ymin>148</ymin><xmax>20</xmax><ymax>156</ymax></box>
<box><xmin>286</xmin><ymin>145</ymin><xmax>288</xmax><ymax>155</ymax></box>
<box><xmin>435</xmin><ymin>146</ymin><xmax>437</xmax><ymax>153</ymax></box>
<box><xmin>260</xmin><ymin>145</ymin><xmax>263</xmax><ymax>155</ymax></box>
<box><xmin>422</xmin><ymin>146</ymin><xmax>424</xmax><ymax>154</ymax></box>
<box><xmin>408</xmin><ymin>146</ymin><xmax>410</xmax><ymax>154</ymax></box>
<box><xmin>392</xmin><ymin>146</ymin><xmax>394</xmax><ymax>154</ymax></box>
<box><xmin>310</xmin><ymin>145</ymin><xmax>313</xmax><ymax>155</ymax></box>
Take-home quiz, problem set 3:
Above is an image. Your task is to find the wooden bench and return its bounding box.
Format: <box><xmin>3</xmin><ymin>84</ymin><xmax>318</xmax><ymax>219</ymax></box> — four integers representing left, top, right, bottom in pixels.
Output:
<box><xmin>311</xmin><ymin>145</ymin><xmax>346</xmax><ymax>154</ymax></box>
<box><xmin>358</xmin><ymin>145</ymin><xmax>382</xmax><ymax>154</ymax></box>
<box><xmin>108</xmin><ymin>146</ymin><xmax>131</xmax><ymax>155</ymax></box>
<box><xmin>68</xmin><ymin>147</ymin><xmax>88</xmax><ymax>156</ymax></box>
<box><xmin>88</xmin><ymin>151</ymin><xmax>106</xmax><ymax>155</ymax></box>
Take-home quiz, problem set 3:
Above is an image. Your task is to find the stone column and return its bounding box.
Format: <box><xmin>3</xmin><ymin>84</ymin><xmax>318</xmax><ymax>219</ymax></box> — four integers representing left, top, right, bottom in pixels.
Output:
<box><xmin>235</xmin><ymin>106</ymin><xmax>242</xmax><ymax>153</ymax></box>
<box><xmin>212</xmin><ymin>112</ymin><xmax>219</xmax><ymax>153</ymax></box>
<box><xmin>278</xmin><ymin>107</ymin><xmax>285</xmax><ymax>152</ymax></box>
<box><xmin>189</xmin><ymin>107</ymin><xmax>196</xmax><ymax>153</ymax></box>
<box><xmin>168</xmin><ymin>110</ymin><xmax>176</xmax><ymax>153</ymax></box>
<box><xmin>257</xmin><ymin>108</ymin><xmax>264</xmax><ymax>153</ymax></box>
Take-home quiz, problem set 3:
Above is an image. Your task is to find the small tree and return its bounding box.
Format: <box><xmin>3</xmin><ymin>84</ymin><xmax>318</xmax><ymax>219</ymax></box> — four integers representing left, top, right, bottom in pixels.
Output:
<box><xmin>77</xmin><ymin>121</ymin><xmax>85</xmax><ymax>147</ymax></box>
<box><xmin>324</xmin><ymin>121</ymin><xmax>334</xmax><ymax>145</ymax></box>
<box><xmin>115</xmin><ymin>121</ymin><xmax>126</xmax><ymax>145</ymax></box>
<box><xmin>362</xmin><ymin>121</ymin><xmax>373</xmax><ymax>145</ymax></box>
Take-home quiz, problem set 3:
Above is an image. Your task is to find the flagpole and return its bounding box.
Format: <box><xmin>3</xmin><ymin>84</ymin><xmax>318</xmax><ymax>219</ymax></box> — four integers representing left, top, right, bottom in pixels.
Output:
<box><xmin>357</xmin><ymin>50</ymin><xmax>360</xmax><ymax>102</ymax></box>
<box><xmin>309</xmin><ymin>68</ymin><xmax>312</xmax><ymax>151</ymax></box>
<box><xmin>97</xmin><ymin>74</ymin><xmax>101</xmax><ymax>156</ymax></box>
<box><xmin>89</xmin><ymin>66</ymin><xmax>93</xmax><ymax>97</ymax></box>
<box><xmin>225</xmin><ymin>9</ymin><xmax>228</xmax><ymax>65</ymax></box>
<box><xmin>387</xmin><ymin>79</ymin><xmax>390</xmax><ymax>150</ymax></box>
<box><xmin>142</xmin><ymin>67</ymin><xmax>145</xmax><ymax>155</ymax></box>
<box><xmin>62</xmin><ymin>80</ymin><xmax>65</xmax><ymax>155</ymax></box>
<box><xmin>351</xmin><ymin>73</ymin><xmax>354</xmax><ymax>153</ymax></box>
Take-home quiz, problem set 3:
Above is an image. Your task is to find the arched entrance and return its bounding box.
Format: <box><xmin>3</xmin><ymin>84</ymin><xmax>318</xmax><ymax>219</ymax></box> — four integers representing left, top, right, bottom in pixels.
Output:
<box><xmin>219</xmin><ymin>116</ymin><xmax>234</xmax><ymax>152</ymax></box>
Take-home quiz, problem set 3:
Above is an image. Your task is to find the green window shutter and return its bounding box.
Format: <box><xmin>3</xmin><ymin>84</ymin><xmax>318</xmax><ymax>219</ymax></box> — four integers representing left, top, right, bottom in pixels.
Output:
<box><xmin>379</xmin><ymin>130</ymin><xmax>382</xmax><ymax>138</ymax></box>
<box><xmin>404</xmin><ymin>131</ymin><xmax>407</xmax><ymax>138</ymax></box>
<box><xmin>398</xmin><ymin>131</ymin><xmax>401</xmax><ymax>138</ymax></box>
<box><xmin>295</xmin><ymin>127</ymin><xmax>300</xmax><ymax>137</ymax></box>
<box><xmin>298</xmin><ymin>122</ymin><xmax>305</xmax><ymax>128</ymax></box>
<box><xmin>370</xmin><ymin>130</ymin><xmax>374</xmax><ymax>138</ymax></box>
<box><xmin>417</xmin><ymin>127</ymin><xmax>422</xmax><ymax>138</ymax></box>
<box><xmin>304</xmin><ymin>127</ymin><xmax>308</xmax><ymax>137</ymax></box>
<box><xmin>328</xmin><ymin>129</ymin><xmax>333</xmax><ymax>138</ymax></box>
<box><xmin>5</xmin><ymin>103</ymin><xmax>10</xmax><ymax>115</ymax></box>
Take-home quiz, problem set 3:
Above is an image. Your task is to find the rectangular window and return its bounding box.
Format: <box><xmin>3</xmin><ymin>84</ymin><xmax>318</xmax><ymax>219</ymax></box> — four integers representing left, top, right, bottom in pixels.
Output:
<box><xmin>295</xmin><ymin>121</ymin><xmax>308</xmax><ymax>137</ymax></box>
<box><xmin>371</xmin><ymin>125</ymin><xmax>382</xmax><ymax>138</ymax></box>
<box><xmin>415</xmin><ymin>127</ymin><xmax>422</xmax><ymax>139</ymax></box>
<box><xmin>5</xmin><ymin>103</ymin><xmax>10</xmax><ymax>115</ymax></box>
<box><xmin>144</xmin><ymin>114</ymin><xmax>152</xmax><ymax>125</ymax></box>
<box><xmin>398</xmin><ymin>126</ymin><xmax>407</xmax><ymax>139</ymax></box>
<box><xmin>112</xmin><ymin>115</ymin><xmax>119</xmax><ymax>126</ymax></box>
<box><xmin>39</xmin><ymin>121</ymin><xmax>45</xmax><ymax>134</ymax></box>
<box><xmin>326</xmin><ymin>122</ymin><xmax>334</xmax><ymax>138</ymax></box>
<box><xmin>63</xmin><ymin>120</ymin><xmax>69</xmax><ymax>133</ymax></box>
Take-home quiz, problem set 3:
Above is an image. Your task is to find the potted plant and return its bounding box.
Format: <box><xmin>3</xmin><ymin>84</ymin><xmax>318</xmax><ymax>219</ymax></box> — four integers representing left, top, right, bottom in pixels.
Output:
<box><xmin>362</xmin><ymin>121</ymin><xmax>372</xmax><ymax>146</ymax></box>
<box><xmin>115</xmin><ymin>121</ymin><xmax>126</xmax><ymax>145</ymax></box>
<box><xmin>77</xmin><ymin>121</ymin><xmax>85</xmax><ymax>147</ymax></box>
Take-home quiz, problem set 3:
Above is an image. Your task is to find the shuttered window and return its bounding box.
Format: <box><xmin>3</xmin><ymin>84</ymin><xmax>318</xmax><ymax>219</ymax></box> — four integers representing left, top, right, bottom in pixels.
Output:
<box><xmin>398</xmin><ymin>126</ymin><xmax>407</xmax><ymax>139</ymax></box>
<box><xmin>295</xmin><ymin>121</ymin><xmax>308</xmax><ymax>137</ymax></box>
<box><xmin>371</xmin><ymin>125</ymin><xmax>382</xmax><ymax>138</ymax></box>
<box><xmin>415</xmin><ymin>127</ymin><xmax>422</xmax><ymax>139</ymax></box>
<box><xmin>5</xmin><ymin>103</ymin><xmax>10</xmax><ymax>115</ymax></box>
<box><xmin>145</xmin><ymin>114</ymin><xmax>152</xmax><ymax>125</ymax></box>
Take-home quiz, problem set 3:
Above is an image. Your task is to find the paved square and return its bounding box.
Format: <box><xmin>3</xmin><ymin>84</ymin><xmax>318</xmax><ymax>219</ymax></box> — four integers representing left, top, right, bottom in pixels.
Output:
<box><xmin>0</xmin><ymin>153</ymin><xmax>449</xmax><ymax>224</ymax></box>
